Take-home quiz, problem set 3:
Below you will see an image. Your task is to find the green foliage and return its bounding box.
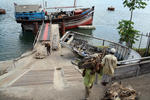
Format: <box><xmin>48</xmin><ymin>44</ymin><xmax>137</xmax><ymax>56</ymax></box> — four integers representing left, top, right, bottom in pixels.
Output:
<box><xmin>123</xmin><ymin>0</ymin><xmax>147</xmax><ymax>11</ymax></box>
<box><xmin>117</xmin><ymin>0</ymin><xmax>147</xmax><ymax>48</ymax></box>
<box><xmin>117</xmin><ymin>20</ymin><xmax>139</xmax><ymax>47</ymax></box>
<box><xmin>133</xmin><ymin>48</ymin><xmax>150</xmax><ymax>57</ymax></box>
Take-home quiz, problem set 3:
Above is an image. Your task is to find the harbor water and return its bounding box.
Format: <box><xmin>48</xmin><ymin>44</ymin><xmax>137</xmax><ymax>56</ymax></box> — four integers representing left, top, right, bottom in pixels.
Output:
<box><xmin>0</xmin><ymin>0</ymin><xmax>150</xmax><ymax>61</ymax></box>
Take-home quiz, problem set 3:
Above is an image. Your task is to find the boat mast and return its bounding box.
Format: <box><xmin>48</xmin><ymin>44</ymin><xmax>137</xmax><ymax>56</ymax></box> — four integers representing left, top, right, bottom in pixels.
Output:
<box><xmin>46</xmin><ymin>0</ymin><xmax>81</xmax><ymax>9</ymax></box>
<box><xmin>43</xmin><ymin>0</ymin><xmax>45</xmax><ymax>9</ymax></box>
<box><xmin>74</xmin><ymin>0</ymin><xmax>76</xmax><ymax>8</ymax></box>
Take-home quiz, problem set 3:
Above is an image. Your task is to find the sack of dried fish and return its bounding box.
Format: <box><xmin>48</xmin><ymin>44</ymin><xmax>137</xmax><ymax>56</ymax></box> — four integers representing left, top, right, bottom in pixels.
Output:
<box><xmin>102</xmin><ymin>82</ymin><xmax>138</xmax><ymax>100</ymax></box>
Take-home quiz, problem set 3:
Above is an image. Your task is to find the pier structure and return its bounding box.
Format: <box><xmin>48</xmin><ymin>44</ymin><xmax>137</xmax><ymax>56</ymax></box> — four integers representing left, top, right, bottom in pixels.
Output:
<box><xmin>0</xmin><ymin>23</ymin><xmax>150</xmax><ymax>99</ymax></box>
<box><xmin>33</xmin><ymin>22</ymin><xmax>61</xmax><ymax>53</ymax></box>
<box><xmin>1</xmin><ymin>5</ymin><xmax>150</xmax><ymax>99</ymax></box>
<box><xmin>0</xmin><ymin>22</ymin><xmax>86</xmax><ymax>100</ymax></box>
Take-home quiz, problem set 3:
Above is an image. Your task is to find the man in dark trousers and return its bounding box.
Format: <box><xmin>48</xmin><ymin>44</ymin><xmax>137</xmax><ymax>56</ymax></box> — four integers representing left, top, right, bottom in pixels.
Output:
<box><xmin>45</xmin><ymin>42</ymin><xmax>51</xmax><ymax>55</ymax></box>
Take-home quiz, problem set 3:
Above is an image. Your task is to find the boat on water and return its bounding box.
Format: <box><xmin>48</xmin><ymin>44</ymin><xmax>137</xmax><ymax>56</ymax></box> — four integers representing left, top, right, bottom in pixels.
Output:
<box><xmin>107</xmin><ymin>6</ymin><xmax>115</xmax><ymax>11</ymax></box>
<box><xmin>50</xmin><ymin>6</ymin><xmax>94</xmax><ymax>30</ymax></box>
<box><xmin>0</xmin><ymin>8</ymin><xmax>6</xmax><ymax>14</ymax></box>
<box><xmin>60</xmin><ymin>31</ymin><xmax>141</xmax><ymax>63</ymax></box>
<box><xmin>14</xmin><ymin>1</ymin><xmax>94</xmax><ymax>34</ymax></box>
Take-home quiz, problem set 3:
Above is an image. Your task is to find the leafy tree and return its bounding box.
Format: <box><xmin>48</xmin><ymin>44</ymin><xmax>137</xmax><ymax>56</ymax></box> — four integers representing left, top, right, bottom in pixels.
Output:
<box><xmin>123</xmin><ymin>0</ymin><xmax>147</xmax><ymax>21</ymax></box>
<box><xmin>117</xmin><ymin>0</ymin><xmax>147</xmax><ymax>48</ymax></box>
<box><xmin>117</xmin><ymin>20</ymin><xmax>139</xmax><ymax>47</ymax></box>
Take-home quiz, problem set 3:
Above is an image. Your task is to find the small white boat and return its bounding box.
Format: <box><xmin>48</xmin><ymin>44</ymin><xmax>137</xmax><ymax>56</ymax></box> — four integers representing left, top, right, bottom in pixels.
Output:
<box><xmin>78</xmin><ymin>25</ymin><xmax>96</xmax><ymax>30</ymax></box>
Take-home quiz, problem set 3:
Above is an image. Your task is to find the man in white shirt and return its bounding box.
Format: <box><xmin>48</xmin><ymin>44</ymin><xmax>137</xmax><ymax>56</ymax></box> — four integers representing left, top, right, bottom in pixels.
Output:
<box><xmin>101</xmin><ymin>48</ymin><xmax>117</xmax><ymax>86</ymax></box>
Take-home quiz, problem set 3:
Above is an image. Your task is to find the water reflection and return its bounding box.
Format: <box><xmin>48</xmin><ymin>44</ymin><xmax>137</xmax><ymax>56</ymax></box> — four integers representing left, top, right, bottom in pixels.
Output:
<box><xmin>0</xmin><ymin>0</ymin><xmax>150</xmax><ymax>61</ymax></box>
<box><xmin>19</xmin><ymin>31</ymin><xmax>35</xmax><ymax>43</ymax></box>
<box><xmin>19</xmin><ymin>31</ymin><xmax>35</xmax><ymax>52</ymax></box>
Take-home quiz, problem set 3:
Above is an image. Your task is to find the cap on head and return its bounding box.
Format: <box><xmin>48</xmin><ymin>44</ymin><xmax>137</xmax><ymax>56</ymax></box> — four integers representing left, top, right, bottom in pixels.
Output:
<box><xmin>110</xmin><ymin>48</ymin><xmax>116</xmax><ymax>54</ymax></box>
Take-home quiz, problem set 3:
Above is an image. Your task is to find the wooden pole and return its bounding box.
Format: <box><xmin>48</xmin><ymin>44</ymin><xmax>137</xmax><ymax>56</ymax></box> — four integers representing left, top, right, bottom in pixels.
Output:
<box><xmin>74</xmin><ymin>0</ymin><xmax>76</xmax><ymax>7</ymax></box>
<box><xmin>45</xmin><ymin>1</ymin><xmax>47</xmax><ymax>8</ymax></box>
<box><xmin>34</xmin><ymin>22</ymin><xmax>38</xmax><ymax>34</ymax></box>
<box><xmin>138</xmin><ymin>33</ymin><xmax>143</xmax><ymax>51</ymax></box>
<box><xmin>61</xmin><ymin>20</ymin><xmax>65</xmax><ymax>36</ymax></box>
<box><xmin>102</xmin><ymin>40</ymin><xmax>105</xmax><ymax>46</ymax></box>
<box><xmin>145</xmin><ymin>33</ymin><xmax>150</xmax><ymax>56</ymax></box>
<box><xmin>21</xmin><ymin>24</ymin><xmax>25</xmax><ymax>33</ymax></box>
<box><xmin>43</xmin><ymin>0</ymin><xmax>45</xmax><ymax>9</ymax></box>
<box><xmin>148</xmin><ymin>33</ymin><xmax>150</xmax><ymax>55</ymax></box>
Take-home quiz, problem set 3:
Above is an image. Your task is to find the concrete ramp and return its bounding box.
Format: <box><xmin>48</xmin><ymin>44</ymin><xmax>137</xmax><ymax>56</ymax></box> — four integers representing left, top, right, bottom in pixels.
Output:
<box><xmin>11</xmin><ymin>69</ymin><xmax>54</xmax><ymax>87</ymax></box>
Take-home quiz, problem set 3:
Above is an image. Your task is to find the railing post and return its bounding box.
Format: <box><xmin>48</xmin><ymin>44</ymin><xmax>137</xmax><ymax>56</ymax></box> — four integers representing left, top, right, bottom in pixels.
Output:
<box><xmin>102</xmin><ymin>40</ymin><xmax>105</xmax><ymax>46</ymax></box>
<box><xmin>34</xmin><ymin>22</ymin><xmax>38</xmax><ymax>34</ymax></box>
<box><xmin>145</xmin><ymin>33</ymin><xmax>150</xmax><ymax>56</ymax></box>
<box><xmin>138</xmin><ymin>33</ymin><xmax>143</xmax><ymax>51</ymax></box>
<box><xmin>61</xmin><ymin>20</ymin><xmax>65</xmax><ymax>36</ymax></box>
<box><xmin>136</xmin><ymin>62</ymin><xmax>141</xmax><ymax>77</ymax></box>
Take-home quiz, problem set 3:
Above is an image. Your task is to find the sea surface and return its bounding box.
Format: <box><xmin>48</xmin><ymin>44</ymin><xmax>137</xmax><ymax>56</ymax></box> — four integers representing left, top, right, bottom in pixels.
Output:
<box><xmin>0</xmin><ymin>0</ymin><xmax>150</xmax><ymax>61</ymax></box>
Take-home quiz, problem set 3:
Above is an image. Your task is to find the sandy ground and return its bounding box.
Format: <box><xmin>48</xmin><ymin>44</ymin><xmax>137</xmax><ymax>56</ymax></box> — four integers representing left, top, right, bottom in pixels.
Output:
<box><xmin>0</xmin><ymin>48</ymin><xmax>101</xmax><ymax>100</ymax></box>
<box><xmin>0</xmin><ymin>48</ymin><xmax>150</xmax><ymax>100</ymax></box>
<box><xmin>121</xmin><ymin>73</ymin><xmax>150</xmax><ymax>100</ymax></box>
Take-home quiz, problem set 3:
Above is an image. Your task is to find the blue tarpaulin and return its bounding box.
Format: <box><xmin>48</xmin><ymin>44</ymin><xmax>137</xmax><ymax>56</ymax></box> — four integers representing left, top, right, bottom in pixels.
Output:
<box><xmin>15</xmin><ymin>11</ymin><xmax>45</xmax><ymax>20</ymax></box>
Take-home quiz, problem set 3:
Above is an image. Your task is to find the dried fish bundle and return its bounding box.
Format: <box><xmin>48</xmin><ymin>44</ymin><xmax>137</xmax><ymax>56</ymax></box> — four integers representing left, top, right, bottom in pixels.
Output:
<box><xmin>102</xmin><ymin>82</ymin><xmax>138</xmax><ymax>100</ymax></box>
<box><xmin>78</xmin><ymin>53</ymin><xmax>104</xmax><ymax>77</ymax></box>
<box><xmin>119</xmin><ymin>87</ymin><xmax>137</xmax><ymax>100</ymax></box>
<box><xmin>78</xmin><ymin>53</ymin><xmax>102</xmax><ymax>69</ymax></box>
<box><xmin>34</xmin><ymin>44</ymin><xmax>47</xmax><ymax>59</ymax></box>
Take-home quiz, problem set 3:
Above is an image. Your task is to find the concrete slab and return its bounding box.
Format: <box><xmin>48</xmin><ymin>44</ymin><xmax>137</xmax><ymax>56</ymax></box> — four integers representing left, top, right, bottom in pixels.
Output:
<box><xmin>11</xmin><ymin>69</ymin><xmax>54</xmax><ymax>87</ymax></box>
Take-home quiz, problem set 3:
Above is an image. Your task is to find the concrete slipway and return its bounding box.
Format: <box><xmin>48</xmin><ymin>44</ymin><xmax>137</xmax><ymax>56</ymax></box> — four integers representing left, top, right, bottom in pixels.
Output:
<box><xmin>0</xmin><ymin>24</ymin><xmax>150</xmax><ymax>100</ymax></box>
<box><xmin>0</xmin><ymin>47</ymin><xmax>150</xmax><ymax>100</ymax></box>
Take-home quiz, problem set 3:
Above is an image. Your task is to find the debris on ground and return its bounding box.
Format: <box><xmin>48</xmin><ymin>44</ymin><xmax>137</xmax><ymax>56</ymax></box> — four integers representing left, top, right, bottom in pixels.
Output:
<box><xmin>71</xmin><ymin>38</ymin><xmax>103</xmax><ymax>58</ymax></box>
<box><xmin>102</xmin><ymin>82</ymin><xmax>138</xmax><ymax>100</ymax></box>
<box><xmin>34</xmin><ymin>44</ymin><xmax>47</xmax><ymax>59</ymax></box>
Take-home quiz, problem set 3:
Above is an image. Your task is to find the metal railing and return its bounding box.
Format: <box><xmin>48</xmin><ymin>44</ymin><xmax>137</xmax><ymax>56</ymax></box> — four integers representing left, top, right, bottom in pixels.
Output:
<box><xmin>33</xmin><ymin>21</ymin><xmax>44</xmax><ymax>48</ymax></box>
<box><xmin>118</xmin><ymin>56</ymin><xmax>150</xmax><ymax>65</ymax></box>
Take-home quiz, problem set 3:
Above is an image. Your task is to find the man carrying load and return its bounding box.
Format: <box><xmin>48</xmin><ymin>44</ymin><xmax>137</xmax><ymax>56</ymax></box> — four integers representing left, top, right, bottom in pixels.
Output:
<box><xmin>80</xmin><ymin>54</ymin><xmax>103</xmax><ymax>100</ymax></box>
<box><xmin>101</xmin><ymin>48</ymin><xmax>118</xmax><ymax>86</ymax></box>
<box><xmin>83</xmin><ymin>68</ymin><xmax>96</xmax><ymax>100</ymax></box>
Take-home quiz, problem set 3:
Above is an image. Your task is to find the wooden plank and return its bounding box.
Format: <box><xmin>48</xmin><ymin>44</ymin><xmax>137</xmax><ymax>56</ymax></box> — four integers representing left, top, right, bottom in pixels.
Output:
<box><xmin>114</xmin><ymin>64</ymin><xmax>138</xmax><ymax>80</ymax></box>
<box><xmin>114</xmin><ymin>60</ymin><xmax>150</xmax><ymax>80</ymax></box>
<box><xmin>51</xmin><ymin>24</ymin><xmax>60</xmax><ymax>50</ymax></box>
<box><xmin>140</xmin><ymin>60</ymin><xmax>150</xmax><ymax>75</ymax></box>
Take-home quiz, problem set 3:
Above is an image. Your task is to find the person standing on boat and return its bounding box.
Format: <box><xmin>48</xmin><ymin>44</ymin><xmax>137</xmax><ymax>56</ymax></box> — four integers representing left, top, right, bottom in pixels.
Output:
<box><xmin>101</xmin><ymin>48</ymin><xmax>117</xmax><ymax>86</ymax></box>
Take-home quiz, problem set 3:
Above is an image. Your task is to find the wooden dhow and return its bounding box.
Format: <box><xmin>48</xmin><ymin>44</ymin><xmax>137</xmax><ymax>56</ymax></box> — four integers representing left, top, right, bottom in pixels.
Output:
<box><xmin>14</xmin><ymin>2</ymin><xmax>95</xmax><ymax>35</ymax></box>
